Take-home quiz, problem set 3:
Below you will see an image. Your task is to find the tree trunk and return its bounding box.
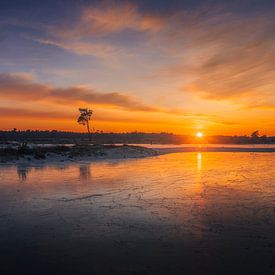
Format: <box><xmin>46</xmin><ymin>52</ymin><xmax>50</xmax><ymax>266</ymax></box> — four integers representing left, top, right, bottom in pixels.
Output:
<box><xmin>86</xmin><ymin>121</ymin><xmax>90</xmax><ymax>134</ymax></box>
<box><xmin>86</xmin><ymin>121</ymin><xmax>92</xmax><ymax>144</ymax></box>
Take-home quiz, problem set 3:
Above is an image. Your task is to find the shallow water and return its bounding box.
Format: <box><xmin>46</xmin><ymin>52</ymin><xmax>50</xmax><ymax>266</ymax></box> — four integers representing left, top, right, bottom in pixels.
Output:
<box><xmin>1</xmin><ymin>152</ymin><xmax>275</xmax><ymax>274</ymax></box>
<box><xmin>143</xmin><ymin>143</ymin><xmax>275</xmax><ymax>149</ymax></box>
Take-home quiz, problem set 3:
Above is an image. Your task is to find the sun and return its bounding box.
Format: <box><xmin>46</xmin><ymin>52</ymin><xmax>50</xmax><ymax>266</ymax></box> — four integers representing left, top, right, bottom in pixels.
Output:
<box><xmin>196</xmin><ymin>132</ymin><xmax>203</xmax><ymax>138</ymax></box>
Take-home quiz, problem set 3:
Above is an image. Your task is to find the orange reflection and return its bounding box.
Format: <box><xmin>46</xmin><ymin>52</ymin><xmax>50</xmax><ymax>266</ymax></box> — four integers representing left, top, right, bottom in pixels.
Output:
<box><xmin>197</xmin><ymin>152</ymin><xmax>202</xmax><ymax>172</ymax></box>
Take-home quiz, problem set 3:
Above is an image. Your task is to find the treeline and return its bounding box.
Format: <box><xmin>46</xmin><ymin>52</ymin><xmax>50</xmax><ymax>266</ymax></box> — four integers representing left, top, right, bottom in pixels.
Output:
<box><xmin>206</xmin><ymin>135</ymin><xmax>274</xmax><ymax>144</ymax></box>
<box><xmin>0</xmin><ymin>130</ymin><xmax>181</xmax><ymax>144</ymax></box>
<box><xmin>0</xmin><ymin>129</ymin><xmax>274</xmax><ymax>144</ymax></box>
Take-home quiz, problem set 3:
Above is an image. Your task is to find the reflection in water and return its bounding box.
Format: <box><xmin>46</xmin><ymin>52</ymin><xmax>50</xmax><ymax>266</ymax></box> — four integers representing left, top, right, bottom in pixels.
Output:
<box><xmin>197</xmin><ymin>152</ymin><xmax>202</xmax><ymax>171</ymax></box>
<box><xmin>79</xmin><ymin>164</ymin><xmax>92</xmax><ymax>182</ymax></box>
<box><xmin>1</xmin><ymin>153</ymin><xmax>275</xmax><ymax>274</ymax></box>
<box><xmin>17</xmin><ymin>166</ymin><xmax>30</xmax><ymax>182</ymax></box>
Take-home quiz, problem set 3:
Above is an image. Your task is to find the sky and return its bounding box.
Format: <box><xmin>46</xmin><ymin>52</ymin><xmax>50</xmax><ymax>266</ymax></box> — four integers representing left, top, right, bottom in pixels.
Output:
<box><xmin>1</xmin><ymin>0</ymin><xmax>275</xmax><ymax>135</ymax></box>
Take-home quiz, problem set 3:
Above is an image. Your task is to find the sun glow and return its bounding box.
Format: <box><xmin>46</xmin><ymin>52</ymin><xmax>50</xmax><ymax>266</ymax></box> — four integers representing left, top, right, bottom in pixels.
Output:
<box><xmin>196</xmin><ymin>132</ymin><xmax>203</xmax><ymax>138</ymax></box>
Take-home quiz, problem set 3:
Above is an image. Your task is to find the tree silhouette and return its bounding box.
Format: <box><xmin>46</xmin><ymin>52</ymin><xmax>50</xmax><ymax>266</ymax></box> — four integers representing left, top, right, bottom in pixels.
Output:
<box><xmin>77</xmin><ymin>108</ymin><xmax>93</xmax><ymax>134</ymax></box>
<box><xmin>251</xmin><ymin>130</ymin><xmax>259</xmax><ymax>138</ymax></box>
<box><xmin>251</xmin><ymin>130</ymin><xmax>260</xmax><ymax>143</ymax></box>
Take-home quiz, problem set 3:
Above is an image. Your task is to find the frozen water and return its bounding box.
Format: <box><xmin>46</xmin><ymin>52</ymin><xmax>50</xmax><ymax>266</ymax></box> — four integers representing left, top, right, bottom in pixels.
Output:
<box><xmin>0</xmin><ymin>152</ymin><xmax>275</xmax><ymax>274</ymax></box>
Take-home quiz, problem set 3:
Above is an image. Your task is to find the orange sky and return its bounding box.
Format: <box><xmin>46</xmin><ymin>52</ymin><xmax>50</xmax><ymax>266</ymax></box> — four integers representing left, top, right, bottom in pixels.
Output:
<box><xmin>1</xmin><ymin>1</ymin><xmax>275</xmax><ymax>135</ymax></box>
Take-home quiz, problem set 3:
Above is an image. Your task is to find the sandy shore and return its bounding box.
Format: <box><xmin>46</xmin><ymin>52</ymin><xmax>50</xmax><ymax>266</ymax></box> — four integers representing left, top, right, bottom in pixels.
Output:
<box><xmin>1</xmin><ymin>143</ymin><xmax>275</xmax><ymax>166</ymax></box>
<box><xmin>0</xmin><ymin>144</ymin><xmax>160</xmax><ymax>165</ymax></box>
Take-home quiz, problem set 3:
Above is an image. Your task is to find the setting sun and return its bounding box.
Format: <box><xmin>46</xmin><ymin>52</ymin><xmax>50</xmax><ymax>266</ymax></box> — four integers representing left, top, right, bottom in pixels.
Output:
<box><xmin>196</xmin><ymin>132</ymin><xmax>203</xmax><ymax>138</ymax></box>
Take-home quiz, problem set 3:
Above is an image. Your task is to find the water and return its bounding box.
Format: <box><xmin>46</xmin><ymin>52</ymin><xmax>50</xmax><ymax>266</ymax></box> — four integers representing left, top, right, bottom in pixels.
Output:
<box><xmin>1</xmin><ymin>152</ymin><xmax>275</xmax><ymax>274</ymax></box>
<box><xmin>2</xmin><ymin>143</ymin><xmax>275</xmax><ymax>149</ymax></box>
<box><xmin>142</xmin><ymin>143</ymin><xmax>275</xmax><ymax>149</ymax></box>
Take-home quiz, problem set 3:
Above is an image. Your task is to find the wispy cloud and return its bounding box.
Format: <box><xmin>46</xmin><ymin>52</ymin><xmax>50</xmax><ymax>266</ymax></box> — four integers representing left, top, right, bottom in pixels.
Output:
<box><xmin>152</xmin><ymin>7</ymin><xmax>275</xmax><ymax>109</ymax></box>
<box><xmin>49</xmin><ymin>1</ymin><xmax>163</xmax><ymax>39</ymax></box>
<box><xmin>0</xmin><ymin>73</ymin><xmax>223</xmax><ymax>126</ymax></box>
<box><xmin>34</xmin><ymin>1</ymin><xmax>164</xmax><ymax>59</ymax></box>
<box><xmin>0</xmin><ymin>73</ymin><xmax>165</xmax><ymax>112</ymax></box>
<box><xmin>38</xmin><ymin>2</ymin><xmax>275</xmax><ymax>110</ymax></box>
<box><xmin>0</xmin><ymin>107</ymin><xmax>71</xmax><ymax>119</ymax></box>
<box><xmin>35</xmin><ymin>38</ymin><xmax>118</xmax><ymax>58</ymax></box>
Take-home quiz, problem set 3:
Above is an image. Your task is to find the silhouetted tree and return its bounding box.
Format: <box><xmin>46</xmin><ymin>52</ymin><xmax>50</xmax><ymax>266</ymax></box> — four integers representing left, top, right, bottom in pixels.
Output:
<box><xmin>77</xmin><ymin>108</ymin><xmax>93</xmax><ymax>134</ymax></box>
<box><xmin>251</xmin><ymin>130</ymin><xmax>259</xmax><ymax>138</ymax></box>
<box><xmin>251</xmin><ymin>130</ymin><xmax>260</xmax><ymax>143</ymax></box>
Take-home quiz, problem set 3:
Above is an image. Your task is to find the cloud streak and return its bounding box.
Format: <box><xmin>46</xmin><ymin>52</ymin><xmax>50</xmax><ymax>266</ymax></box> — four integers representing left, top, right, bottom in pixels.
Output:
<box><xmin>152</xmin><ymin>7</ymin><xmax>275</xmax><ymax>108</ymax></box>
<box><xmin>0</xmin><ymin>107</ymin><xmax>70</xmax><ymax>120</ymax></box>
<box><xmin>49</xmin><ymin>1</ymin><xmax>163</xmax><ymax>39</ymax></box>
<box><xmin>35</xmin><ymin>38</ymin><xmax>118</xmax><ymax>58</ymax></box>
<box><xmin>38</xmin><ymin>2</ymin><xmax>275</xmax><ymax>109</ymax></box>
<box><xmin>0</xmin><ymin>73</ymin><xmax>168</xmax><ymax>113</ymax></box>
<box><xmin>35</xmin><ymin>1</ymin><xmax>164</xmax><ymax>58</ymax></box>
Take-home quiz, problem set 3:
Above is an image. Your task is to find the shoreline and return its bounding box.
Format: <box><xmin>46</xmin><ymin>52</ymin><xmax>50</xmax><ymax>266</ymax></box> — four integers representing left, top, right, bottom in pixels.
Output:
<box><xmin>0</xmin><ymin>144</ymin><xmax>161</xmax><ymax>165</ymax></box>
<box><xmin>1</xmin><ymin>144</ymin><xmax>275</xmax><ymax>166</ymax></box>
<box><xmin>156</xmin><ymin>146</ymin><xmax>275</xmax><ymax>153</ymax></box>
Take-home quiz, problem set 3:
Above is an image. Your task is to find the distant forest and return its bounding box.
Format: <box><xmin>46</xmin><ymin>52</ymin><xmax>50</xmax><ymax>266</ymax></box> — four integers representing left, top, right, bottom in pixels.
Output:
<box><xmin>0</xmin><ymin>129</ymin><xmax>274</xmax><ymax>144</ymax></box>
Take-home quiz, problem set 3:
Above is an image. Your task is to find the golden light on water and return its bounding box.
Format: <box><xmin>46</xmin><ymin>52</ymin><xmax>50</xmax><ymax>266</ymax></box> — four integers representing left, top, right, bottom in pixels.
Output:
<box><xmin>197</xmin><ymin>153</ymin><xmax>202</xmax><ymax>171</ymax></box>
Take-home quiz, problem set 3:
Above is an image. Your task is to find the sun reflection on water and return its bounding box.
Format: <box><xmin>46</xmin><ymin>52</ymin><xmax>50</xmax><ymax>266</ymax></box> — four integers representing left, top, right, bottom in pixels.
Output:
<box><xmin>197</xmin><ymin>152</ymin><xmax>202</xmax><ymax>172</ymax></box>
